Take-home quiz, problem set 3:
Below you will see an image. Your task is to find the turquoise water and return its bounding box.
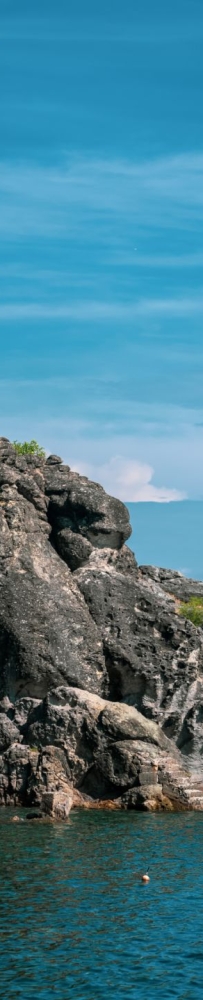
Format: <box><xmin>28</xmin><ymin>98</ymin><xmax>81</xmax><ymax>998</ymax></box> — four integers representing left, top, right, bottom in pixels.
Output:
<box><xmin>127</xmin><ymin>501</ymin><xmax>203</xmax><ymax>581</ymax></box>
<box><xmin>1</xmin><ymin>810</ymin><xmax>203</xmax><ymax>999</ymax></box>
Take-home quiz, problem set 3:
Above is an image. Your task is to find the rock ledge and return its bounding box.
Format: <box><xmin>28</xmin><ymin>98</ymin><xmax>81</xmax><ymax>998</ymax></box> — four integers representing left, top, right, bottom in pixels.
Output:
<box><xmin>0</xmin><ymin>437</ymin><xmax>203</xmax><ymax>815</ymax></box>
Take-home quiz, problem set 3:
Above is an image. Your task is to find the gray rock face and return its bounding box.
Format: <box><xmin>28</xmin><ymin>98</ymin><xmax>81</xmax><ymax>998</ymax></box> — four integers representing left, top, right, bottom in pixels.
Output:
<box><xmin>45</xmin><ymin>461</ymin><xmax>131</xmax><ymax>551</ymax></box>
<box><xmin>0</xmin><ymin>713</ymin><xmax>20</xmax><ymax>752</ymax></box>
<box><xmin>0</xmin><ymin>437</ymin><xmax>203</xmax><ymax>814</ymax></box>
<box><xmin>140</xmin><ymin>565</ymin><xmax>203</xmax><ymax>601</ymax></box>
<box><xmin>74</xmin><ymin>549</ymin><xmax>203</xmax><ymax>753</ymax></box>
<box><xmin>55</xmin><ymin>528</ymin><xmax>93</xmax><ymax>571</ymax></box>
<box><xmin>0</xmin><ymin>441</ymin><xmax>106</xmax><ymax>700</ymax></box>
<box><xmin>1</xmin><ymin>686</ymin><xmax>203</xmax><ymax>812</ymax></box>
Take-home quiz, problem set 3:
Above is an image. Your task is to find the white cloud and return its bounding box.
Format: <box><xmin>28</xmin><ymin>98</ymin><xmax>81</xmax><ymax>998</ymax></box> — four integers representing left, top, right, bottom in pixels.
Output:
<box><xmin>1</xmin><ymin>296</ymin><xmax>203</xmax><ymax>321</ymax></box>
<box><xmin>71</xmin><ymin>456</ymin><xmax>186</xmax><ymax>502</ymax></box>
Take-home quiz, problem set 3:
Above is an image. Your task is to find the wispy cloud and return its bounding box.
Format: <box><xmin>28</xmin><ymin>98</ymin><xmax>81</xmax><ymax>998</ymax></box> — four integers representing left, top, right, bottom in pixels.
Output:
<box><xmin>0</xmin><ymin>386</ymin><xmax>202</xmax><ymax>437</ymax></box>
<box><xmin>1</xmin><ymin>151</ymin><xmax>203</xmax><ymax>240</ymax></box>
<box><xmin>0</xmin><ymin>404</ymin><xmax>202</xmax><ymax>498</ymax></box>
<box><xmin>0</xmin><ymin>263</ymin><xmax>94</xmax><ymax>288</ymax></box>
<box><xmin>1</xmin><ymin>296</ymin><xmax>203</xmax><ymax>321</ymax></box>
<box><xmin>112</xmin><ymin>252</ymin><xmax>203</xmax><ymax>269</ymax></box>
<box><xmin>72</xmin><ymin>456</ymin><xmax>186</xmax><ymax>502</ymax></box>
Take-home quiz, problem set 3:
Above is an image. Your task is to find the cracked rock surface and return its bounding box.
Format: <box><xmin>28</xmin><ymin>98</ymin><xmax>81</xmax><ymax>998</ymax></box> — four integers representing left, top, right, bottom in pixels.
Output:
<box><xmin>0</xmin><ymin>437</ymin><xmax>203</xmax><ymax>815</ymax></box>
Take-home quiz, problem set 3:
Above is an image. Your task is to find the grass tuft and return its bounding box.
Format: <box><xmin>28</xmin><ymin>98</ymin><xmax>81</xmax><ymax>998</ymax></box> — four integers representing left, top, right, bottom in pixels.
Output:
<box><xmin>13</xmin><ymin>440</ymin><xmax>45</xmax><ymax>458</ymax></box>
<box><xmin>179</xmin><ymin>596</ymin><xmax>203</xmax><ymax>626</ymax></box>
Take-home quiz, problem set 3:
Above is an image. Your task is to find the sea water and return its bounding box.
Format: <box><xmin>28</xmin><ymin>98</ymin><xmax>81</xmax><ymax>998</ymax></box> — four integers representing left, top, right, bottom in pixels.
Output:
<box><xmin>0</xmin><ymin>808</ymin><xmax>203</xmax><ymax>999</ymax></box>
<box><xmin>127</xmin><ymin>501</ymin><xmax>203</xmax><ymax>581</ymax></box>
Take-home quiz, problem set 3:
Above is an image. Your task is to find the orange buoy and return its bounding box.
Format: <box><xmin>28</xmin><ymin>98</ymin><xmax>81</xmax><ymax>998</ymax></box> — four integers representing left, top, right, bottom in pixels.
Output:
<box><xmin>141</xmin><ymin>873</ymin><xmax>150</xmax><ymax>883</ymax></box>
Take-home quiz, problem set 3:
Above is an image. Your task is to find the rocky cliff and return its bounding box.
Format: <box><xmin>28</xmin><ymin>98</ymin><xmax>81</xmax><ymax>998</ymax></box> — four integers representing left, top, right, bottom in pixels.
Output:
<box><xmin>1</xmin><ymin>436</ymin><xmax>203</xmax><ymax>818</ymax></box>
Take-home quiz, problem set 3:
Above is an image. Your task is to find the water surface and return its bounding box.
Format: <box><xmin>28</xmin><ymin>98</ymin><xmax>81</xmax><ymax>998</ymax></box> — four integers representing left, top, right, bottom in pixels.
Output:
<box><xmin>0</xmin><ymin>809</ymin><xmax>203</xmax><ymax>999</ymax></box>
<box><xmin>128</xmin><ymin>501</ymin><xmax>203</xmax><ymax>581</ymax></box>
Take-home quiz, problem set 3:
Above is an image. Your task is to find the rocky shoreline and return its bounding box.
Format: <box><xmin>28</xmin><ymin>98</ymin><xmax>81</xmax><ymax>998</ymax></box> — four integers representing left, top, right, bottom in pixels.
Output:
<box><xmin>1</xmin><ymin>437</ymin><xmax>203</xmax><ymax>818</ymax></box>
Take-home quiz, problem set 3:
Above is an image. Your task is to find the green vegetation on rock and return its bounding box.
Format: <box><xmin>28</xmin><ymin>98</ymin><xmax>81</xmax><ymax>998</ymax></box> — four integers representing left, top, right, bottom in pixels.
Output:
<box><xmin>13</xmin><ymin>439</ymin><xmax>45</xmax><ymax>458</ymax></box>
<box><xmin>179</xmin><ymin>596</ymin><xmax>203</xmax><ymax>627</ymax></box>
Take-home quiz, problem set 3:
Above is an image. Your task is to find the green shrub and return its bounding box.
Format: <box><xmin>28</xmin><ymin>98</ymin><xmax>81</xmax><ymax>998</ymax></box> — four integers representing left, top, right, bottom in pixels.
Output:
<box><xmin>12</xmin><ymin>439</ymin><xmax>45</xmax><ymax>458</ymax></box>
<box><xmin>179</xmin><ymin>596</ymin><xmax>203</xmax><ymax>627</ymax></box>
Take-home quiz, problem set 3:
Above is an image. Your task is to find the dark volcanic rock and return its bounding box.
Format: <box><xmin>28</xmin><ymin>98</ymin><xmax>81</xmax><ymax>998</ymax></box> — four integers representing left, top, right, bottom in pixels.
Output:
<box><xmin>140</xmin><ymin>565</ymin><xmax>203</xmax><ymax>601</ymax></box>
<box><xmin>0</xmin><ymin>436</ymin><xmax>203</xmax><ymax>813</ymax></box>
<box><xmin>0</xmin><ymin>713</ymin><xmax>20</xmax><ymax>752</ymax></box>
<box><xmin>0</xmin><ymin>686</ymin><xmax>202</xmax><ymax>812</ymax></box>
<box><xmin>0</xmin><ymin>444</ymin><xmax>106</xmax><ymax>700</ymax></box>
<box><xmin>75</xmin><ymin>549</ymin><xmax>203</xmax><ymax>752</ymax></box>
<box><xmin>55</xmin><ymin>528</ymin><xmax>93</xmax><ymax>571</ymax></box>
<box><xmin>45</xmin><ymin>461</ymin><xmax>131</xmax><ymax>550</ymax></box>
<box><xmin>46</xmin><ymin>454</ymin><xmax>63</xmax><ymax>466</ymax></box>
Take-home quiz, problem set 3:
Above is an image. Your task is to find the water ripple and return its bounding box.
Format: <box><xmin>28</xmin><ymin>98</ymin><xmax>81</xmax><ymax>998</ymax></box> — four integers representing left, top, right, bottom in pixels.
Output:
<box><xmin>0</xmin><ymin>809</ymin><xmax>203</xmax><ymax>999</ymax></box>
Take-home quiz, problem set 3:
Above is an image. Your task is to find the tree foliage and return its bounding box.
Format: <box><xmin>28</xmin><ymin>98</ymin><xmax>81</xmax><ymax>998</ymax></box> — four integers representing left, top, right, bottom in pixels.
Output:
<box><xmin>12</xmin><ymin>439</ymin><xmax>45</xmax><ymax>458</ymax></box>
<box><xmin>179</xmin><ymin>596</ymin><xmax>203</xmax><ymax>627</ymax></box>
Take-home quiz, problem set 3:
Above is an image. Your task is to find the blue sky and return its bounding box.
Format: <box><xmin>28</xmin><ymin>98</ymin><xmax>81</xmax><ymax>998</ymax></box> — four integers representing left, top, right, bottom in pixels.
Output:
<box><xmin>1</xmin><ymin>0</ymin><xmax>203</xmax><ymax>500</ymax></box>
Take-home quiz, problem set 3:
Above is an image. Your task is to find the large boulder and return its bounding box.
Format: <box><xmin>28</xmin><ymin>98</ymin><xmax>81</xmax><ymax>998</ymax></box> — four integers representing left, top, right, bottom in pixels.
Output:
<box><xmin>0</xmin><ymin>442</ymin><xmax>106</xmax><ymax>699</ymax></box>
<box><xmin>75</xmin><ymin>548</ymin><xmax>203</xmax><ymax>753</ymax></box>
<box><xmin>45</xmin><ymin>458</ymin><xmax>131</xmax><ymax>552</ymax></box>
<box><xmin>0</xmin><ymin>437</ymin><xmax>203</xmax><ymax>813</ymax></box>
<box><xmin>0</xmin><ymin>686</ymin><xmax>198</xmax><ymax>811</ymax></box>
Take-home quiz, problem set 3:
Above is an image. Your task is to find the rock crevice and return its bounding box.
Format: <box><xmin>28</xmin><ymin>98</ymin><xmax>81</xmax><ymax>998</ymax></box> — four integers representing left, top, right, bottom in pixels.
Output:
<box><xmin>0</xmin><ymin>437</ymin><xmax>203</xmax><ymax>815</ymax></box>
